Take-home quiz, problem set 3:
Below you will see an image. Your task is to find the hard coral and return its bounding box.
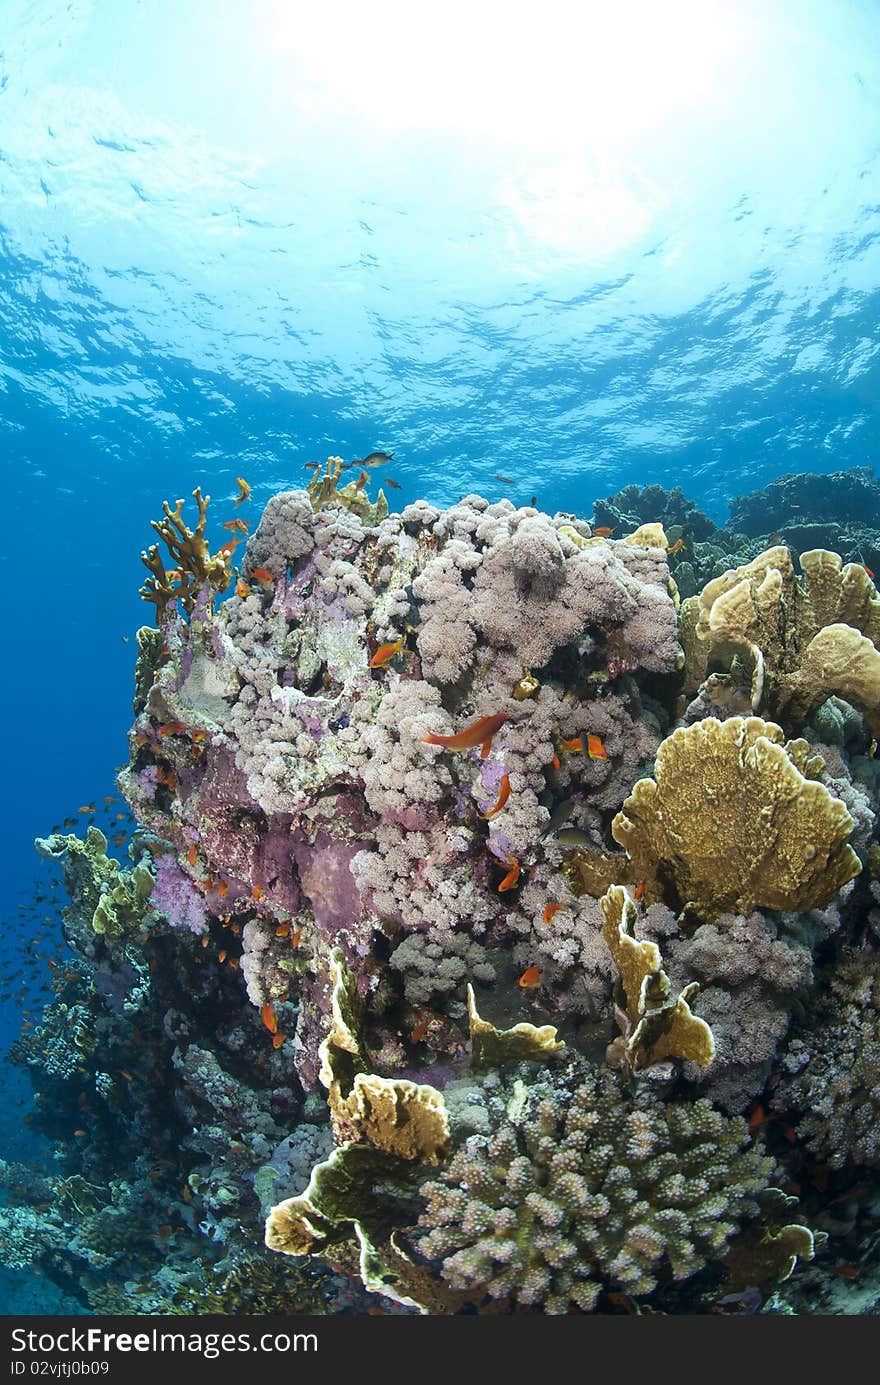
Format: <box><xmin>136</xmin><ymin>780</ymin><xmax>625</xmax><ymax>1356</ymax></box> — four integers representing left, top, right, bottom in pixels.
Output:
<box><xmin>140</xmin><ymin>488</ymin><xmax>233</xmax><ymax>621</ymax></box>
<box><xmin>611</xmin><ymin>716</ymin><xmax>860</xmax><ymax>924</ymax></box>
<box><xmin>415</xmin><ymin>1062</ymin><xmax>773</xmax><ymax>1310</ymax></box>
<box><xmin>683</xmin><ymin>545</ymin><xmax>880</xmax><ymax>734</ymax></box>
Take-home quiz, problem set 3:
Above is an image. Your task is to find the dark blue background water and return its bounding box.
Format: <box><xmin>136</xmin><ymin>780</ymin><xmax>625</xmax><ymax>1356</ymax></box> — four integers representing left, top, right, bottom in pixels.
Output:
<box><xmin>2</xmin><ymin>0</ymin><xmax>880</xmax><ymax>1307</ymax></box>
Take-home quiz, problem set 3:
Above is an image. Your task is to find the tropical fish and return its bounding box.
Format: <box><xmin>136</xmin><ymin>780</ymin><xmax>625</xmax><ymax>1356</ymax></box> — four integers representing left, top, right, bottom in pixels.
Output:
<box><xmin>369</xmin><ymin>637</ymin><xmax>405</xmax><ymax>668</ymax></box>
<box><xmin>261</xmin><ymin>1002</ymin><xmax>278</xmax><ymax>1034</ymax></box>
<box><xmin>290</xmin><ymin>927</ymin><xmax>303</xmax><ymax>948</ymax></box>
<box><xmin>187</xmin><ymin>844</ymin><xmax>197</xmax><ymax>867</ymax></box>
<box><xmin>158</xmin><ymin>722</ymin><xmax>184</xmax><ymax>737</ymax></box>
<box><xmin>667</xmin><ymin>537</ymin><xmax>686</xmax><ymax>556</ymax></box>
<box><xmin>272</xmin><ymin>1032</ymin><xmax>286</xmax><ymax>1049</ymax></box>
<box><xmin>234</xmin><ymin>477</ymin><xmax>251</xmax><ymax>505</ymax></box>
<box><xmin>554</xmin><ymin>827</ymin><xmax>594</xmax><ymax>848</ymax></box>
<box><xmin>222</xmin><ymin>518</ymin><xmax>250</xmax><ymax>533</ymax></box>
<box><xmin>634</xmin><ymin>880</ymin><xmax>646</xmax><ymax>902</ymax></box>
<box><xmin>77</xmin><ymin>804</ymin><xmax>96</xmax><ymax>814</ymax></box>
<box><xmin>218</xmin><ymin>881</ymin><xmax>229</xmax><ymax>900</ymax></box>
<box><xmin>217</xmin><ymin>950</ymin><xmax>227</xmax><ymax>964</ymax></box>
<box><xmin>541</xmin><ymin>798</ymin><xmax>574</xmax><ymax>837</ymax></box>
<box><xmin>498</xmin><ymin>856</ymin><xmax>520</xmax><ymax>892</ymax></box>
<box><xmin>385</xmin><ymin>477</ymin><xmax>402</xmax><ymax>489</ymax></box>
<box><xmin>591</xmin><ymin>526</ymin><xmax>614</xmax><ymax>538</ymax></box>
<box><xmin>560</xmin><ymin>736</ymin><xmax>583</xmax><ymax>754</ymax></box>
<box><xmin>218</xmin><ymin>538</ymin><xmax>239</xmax><ymax>556</ymax></box>
<box><xmin>586</xmin><ymin>734</ymin><xmax>608</xmax><ymax>760</ymax></box>
<box><xmin>252</xmin><ymin>885</ymin><xmax>265</xmax><ymax>902</ymax></box>
<box><xmin>518</xmin><ymin>966</ymin><xmax>541</xmax><ymax>989</ymax></box>
<box><xmin>304</xmin><ymin>460</ymin><xmax>321</xmax><ymax>472</ymax></box>
<box><xmin>354</xmin><ymin>470</ymin><xmax>370</xmax><ymax>491</ymax></box>
<box><xmin>410</xmin><ymin>1012</ymin><xmax>431</xmax><ymax>1044</ymax></box>
<box><xmin>480</xmin><ymin>773</ymin><xmax>510</xmax><ymax>819</ymax></box>
<box><xmin>542</xmin><ymin>902</ymin><xmax>564</xmax><ymax>925</ymax></box>
<box><xmin>551</xmin><ymin>752</ymin><xmax>561</xmax><ymax>771</ymax></box>
<box><xmin>275</xmin><ymin>923</ymin><xmax>291</xmax><ymax>938</ymax></box>
<box><xmin>864</xmin><ymin>564</ymin><xmax>875</xmax><ymax>580</ymax></box>
<box><xmin>250</xmin><ymin>568</ymin><xmax>274</xmax><ymax>584</ymax></box>
<box><xmin>354</xmin><ymin>451</ymin><xmax>393</xmax><ymax>467</ymax></box>
<box><xmin>495</xmin><ymin>473</ymin><xmax>515</xmax><ymax>484</ymax></box>
<box><xmin>423</xmin><ymin>713</ymin><xmax>509</xmax><ymax>757</ymax></box>
<box><xmin>236</xmin><ymin>579</ymin><xmax>251</xmax><ymax>597</ymax></box>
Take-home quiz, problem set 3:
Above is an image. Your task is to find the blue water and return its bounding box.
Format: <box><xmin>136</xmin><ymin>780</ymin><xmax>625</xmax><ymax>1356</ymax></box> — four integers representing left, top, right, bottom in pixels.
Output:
<box><xmin>2</xmin><ymin>0</ymin><xmax>880</xmax><ymax>1312</ymax></box>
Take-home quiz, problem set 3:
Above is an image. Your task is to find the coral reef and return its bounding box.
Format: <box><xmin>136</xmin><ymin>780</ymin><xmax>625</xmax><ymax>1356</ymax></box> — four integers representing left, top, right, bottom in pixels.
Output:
<box><xmin>9</xmin><ymin>469</ymin><xmax>879</xmax><ymax>1316</ymax></box>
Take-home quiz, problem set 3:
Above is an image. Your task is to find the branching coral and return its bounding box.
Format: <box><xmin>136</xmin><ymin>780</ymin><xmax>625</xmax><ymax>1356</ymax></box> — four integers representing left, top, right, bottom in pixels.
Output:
<box><xmin>415</xmin><ymin>1063</ymin><xmax>774</xmax><ymax>1310</ymax></box>
<box><xmin>140</xmin><ymin>488</ymin><xmax>233</xmax><ymax>621</ymax></box>
<box><xmin>773</xmin><ymin>952</ymin><xmax>880</xmax><ymax>1167</ymax></box>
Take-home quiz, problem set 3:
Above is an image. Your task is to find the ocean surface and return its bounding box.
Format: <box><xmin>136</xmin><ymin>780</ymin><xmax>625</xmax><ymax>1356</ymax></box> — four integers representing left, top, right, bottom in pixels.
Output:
<box><xmin>2</xmin><ymin>0</ymin><xmax>880</xmax><ymax>1315</ymax></box>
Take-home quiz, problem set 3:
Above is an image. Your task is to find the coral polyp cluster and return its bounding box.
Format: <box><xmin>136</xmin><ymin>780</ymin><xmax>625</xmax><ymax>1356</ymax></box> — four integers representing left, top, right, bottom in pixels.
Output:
<box><xmin>7</xmin><ymin>469</ymin><xmax>880</xmax><ymax>1314</ymax></box>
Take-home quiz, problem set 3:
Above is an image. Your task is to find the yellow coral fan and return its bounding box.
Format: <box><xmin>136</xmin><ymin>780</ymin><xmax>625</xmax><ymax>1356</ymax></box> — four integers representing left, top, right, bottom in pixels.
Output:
<box><xmin>611</xmin><ymin>716</ymin><xmax>860</xmax><ymax>924</ymax></box>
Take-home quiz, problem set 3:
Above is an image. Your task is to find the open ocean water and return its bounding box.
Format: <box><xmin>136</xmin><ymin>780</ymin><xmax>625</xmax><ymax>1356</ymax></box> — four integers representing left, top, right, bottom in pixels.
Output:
<box><xmin>2</xmin><ymin>0</ymin><xmax>880</xmax><ymax>1318</ymax></box>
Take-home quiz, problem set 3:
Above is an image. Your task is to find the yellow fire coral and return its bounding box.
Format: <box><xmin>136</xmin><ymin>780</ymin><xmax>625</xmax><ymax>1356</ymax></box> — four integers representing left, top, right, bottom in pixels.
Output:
<box><xmin>611</xmin><ymin>716</ymin><xmax>860</xmax><ymax>924</ymax></box>
<box><xmin>140</xmin><ymin>488</ymin><xmax>233</xmax><ymax>621</ymax></box>
<box><xmin>684</xmin><ymin>545</ymin><xmax>880</xmax><ymax>733</ymax></box>
<box><xmin>600</xmin><ymin>884</ymin><xmax>715</xmax><ymax>1070</ymax></box>
<box><xmin>307</xmin><ymin>456</ymin><xmax>389</xmax><ymax>525</ymax></box>
<box><xmin>319</xmin><ymin>948</ymin><xmax>449</xmax><ymax>1163</ymax></box>
<box><xmin>466</xmin><ymin>983</ymin><xmax>565</xmax><ymax>1070</ymax></box>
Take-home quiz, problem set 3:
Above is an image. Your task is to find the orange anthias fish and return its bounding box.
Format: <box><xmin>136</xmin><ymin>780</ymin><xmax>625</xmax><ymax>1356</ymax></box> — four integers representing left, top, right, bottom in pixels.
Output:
<box><xmin>354</xmin><ymin>470</ymin><xmax>370</xmax><ymax>491</ymax></box>
<box><xmin>480</xmin><ymin>773</ymin><xmax>510</xmax><ymax>819</ymax></box>
<box><xmin>272</xmin><ymin>1032</ymin><xmax>286</xmax><ymax>1049</ymax></box>
<box><xmin>369</xmin><ymin>637</ymin><xmax>405</xmax><ymax>669</ymax></box>
<box><xmin>218</xmin><ymin>538</ymin><xmax>239</xmax><ymax>556</ymax></box>
<box><xmin>542</xmin><ymin>902</ymin><xmax>564</xmax><ymax>925</ymax></box>
<box><xmin>423</xmin><ymin>714</ymin><xmax>509</xmax><ymax>758</ymax></box>
<box><xmin>159</xmin><ymin>722</ymin><xmax>185</xmax><ymax>738</ymax></box>
<box><xmin>410</xmin><ymin>1012</ymin><xmax>431</xmax><ymax>1044</ymax></box>
<box><xmin>261</xmin><ymin>1002</ymin><xmax>278</xmax><ymax>1034</ymax></box>
<box><xmin>864</xmin><ymin>564</ymin><xmax>875</xmax><ymax>581</ymax></box>
<box><xmin>236</xmin><ymin>579</ymin><xmax>251</xmax><ymax>598</ymax></box>
<box><xmin>498</xmin><ymin>856</ymin><xmax>520</xmax><ymax>892</ymax></box>
<box><xmin>560</xmin><ymin>736</ymin><xmax>583</xmax><ymax>754</ymax></box>
<box><xmin>667</xmin><ymin>537</ymin><xmax>686</xmax><ymax>556</ymax></box>
<box><xmin>250</xmin><ymin>567</ymin><xmax>274</xmax><ymax>584</ymax></box>
<box><xmin>586</xmin><ymin>734</ymin><xmax>608</xmax><ymax>760</ymax></box>
<box><xmin>222</xmin><ymin>518</ymin><xmax>250</xmax><ymax>533</ymax></box>
<box><xmin>518</xmin><ymin>966</ymin><xmax>542</xmax><ymax>989</ymax></box>
<box><xmin>234</xmin><ymin>477</ymin><xmax>251</xmax><ymax>505</ymax></box>
<box><xmin>187</xmin><ymin>843</ymin><xmax>197</xmax><ymax>867</ymax></box>
<box><xmin>634</xmin><ymin>880</ymin><xmax>646</xmax><ymax>902</ymax></box>
<box><xmin>591</xmin><ymin>526</ymin><xmax>615</xmax><ymax>538</ymax></box>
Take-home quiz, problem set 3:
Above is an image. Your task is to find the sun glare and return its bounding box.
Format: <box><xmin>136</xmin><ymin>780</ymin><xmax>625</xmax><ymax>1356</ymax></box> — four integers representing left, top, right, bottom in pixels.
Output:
<box><xmin>267</xmin><ymin>0</ymin><xmax>749</xmax><ymax>149</ymax></box>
